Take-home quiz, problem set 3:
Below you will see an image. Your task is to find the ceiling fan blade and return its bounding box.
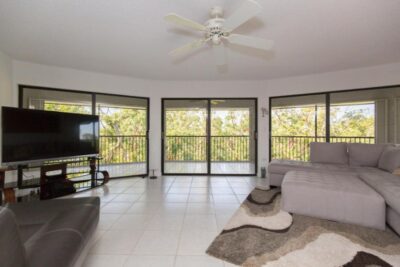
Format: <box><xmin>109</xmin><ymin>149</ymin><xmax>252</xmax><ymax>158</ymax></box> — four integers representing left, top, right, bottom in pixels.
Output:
<box><xmin>213</xmin><ymin>44</ymin><xmax>226</xmax><ymax>66</ymax></box>
<box><xmin>227</xmin><ymin>34</ymin><xmax>274</xmax><ymax>50</ymax></box>
<box><xmin>223</xmin><ymin>0</ymin><xmax>262</xmax><ymax>31</ymax></box>
<box><xmin>169</xmin><ymin>39</ymin><xmax>206</xmax><ymax>57</ymax></box>
<box><xmin>165</xmin><ymin>13</ymin><xmax>206</xmax><ymax>31</ymax></box>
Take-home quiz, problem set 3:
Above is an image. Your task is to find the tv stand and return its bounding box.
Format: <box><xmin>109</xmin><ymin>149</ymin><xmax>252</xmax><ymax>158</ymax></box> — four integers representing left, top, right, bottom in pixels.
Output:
<box><xmin>1</xmin><ymin>157</ymin><xmax>110</xmax><ymax>204</ymax></box>
<box><xmin>40</xmin><ymin>163</ymin><xmax>76</xmax><ymax>199</ymax></box>
<box><xmin>0</xmin><ymin>166</ymin><xmax>16</xmax><ymax>205</ymax></box>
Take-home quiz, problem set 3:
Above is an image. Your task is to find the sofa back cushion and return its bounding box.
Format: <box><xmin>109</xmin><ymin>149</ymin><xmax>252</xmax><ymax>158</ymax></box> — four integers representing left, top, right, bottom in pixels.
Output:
<box><xmin>0</xmin><ymin>207</ymin><xmax>27</xmax><ymax>267</ymax></box>
<box><xmin>379</xmin><ymin>146</ymin><xmax>400</xmax><ymax>173</ymax></box>
<box><xmin>310</xmin><ymin>142</ymin><xmax>348</xmax><ymax>164</ymax></box>
<box><xmin>348</xmin><ymin>143</ymin><xmax>387</xmax><ymax>167</ymax></box>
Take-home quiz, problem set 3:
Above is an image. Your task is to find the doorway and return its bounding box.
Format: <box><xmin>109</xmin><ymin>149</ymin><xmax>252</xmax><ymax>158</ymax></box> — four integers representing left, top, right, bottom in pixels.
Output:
<box><xmin>162</xmin><ymin>98</ymin><xmax>257</xmax><ymax>176</ymax></box>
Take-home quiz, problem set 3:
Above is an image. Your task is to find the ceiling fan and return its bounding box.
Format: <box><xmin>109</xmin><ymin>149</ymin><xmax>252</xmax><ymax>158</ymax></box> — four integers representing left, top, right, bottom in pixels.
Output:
<box><xmin>164</xmin><ymin>0</ymin><xmax>274</xmax><ymax>66</ymax></box>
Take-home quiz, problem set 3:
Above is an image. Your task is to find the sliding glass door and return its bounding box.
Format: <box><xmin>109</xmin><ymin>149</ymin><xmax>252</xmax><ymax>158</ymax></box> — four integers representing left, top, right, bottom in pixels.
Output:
<box><xmin>270</xmin><ymin>94</ymin><xmax>326</xmax><ymax>161</ymax></box>
<box><xmin>270</xmin><ymin>86</ymin><xmax>400</xmax><ymax>161</ymax></box>
<box><xmin>163</xmin><ymin>99</ymin><xmax>208</xmax><ymax>174</ymax></box>
<box><xmin>96</xmin><ymin>94</ymin><xmax>149</xmax><ymax>177</ymax></box>
<box><xmin>210</xmin><ymin>99</ymin><xmax>257</xmax><ymax>174</ymax></box>
<box><xmin>162</xmin><ymin>98</ymin><xmax>258</xmax><ymax>176</ymax></box>
<box><xmin>19</xmin><ymin>85</ymin><xmax>149</xmax><ymax>179</ymax></box>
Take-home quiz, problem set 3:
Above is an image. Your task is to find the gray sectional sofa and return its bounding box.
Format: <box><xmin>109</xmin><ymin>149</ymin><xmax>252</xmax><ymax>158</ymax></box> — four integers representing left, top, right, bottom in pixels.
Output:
<box><xmin>268</xmin><ymin>142</ymin><xmax>400</xmax><ymax>234</ymax></box>
<box><xmin>0</xmin><ymin>197</ymin><xmax>100</xmax><ymax>267</ymax></box>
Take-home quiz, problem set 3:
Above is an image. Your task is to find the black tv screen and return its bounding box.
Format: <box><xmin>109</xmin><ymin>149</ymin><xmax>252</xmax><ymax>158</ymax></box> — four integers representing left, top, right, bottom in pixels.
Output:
<box><xmin>2</xmin><ymin>107</ymin><xmax>99</xmax><ymax>164</ymax></box>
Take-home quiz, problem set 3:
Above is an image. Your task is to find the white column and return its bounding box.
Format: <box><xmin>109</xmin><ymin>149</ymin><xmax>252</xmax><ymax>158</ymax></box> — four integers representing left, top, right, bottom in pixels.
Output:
<box><xmin>375</xmin><ymin>99</ymin><xmax>388</xmax><ymax>143</ymax></box>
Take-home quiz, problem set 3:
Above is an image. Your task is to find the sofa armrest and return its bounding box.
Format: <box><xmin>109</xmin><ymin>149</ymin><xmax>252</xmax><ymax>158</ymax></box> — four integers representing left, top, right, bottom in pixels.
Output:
<box><xmin>0</xmin><ymin>207</ymin><xmax>27</xmax><ymax>267</ymax></box>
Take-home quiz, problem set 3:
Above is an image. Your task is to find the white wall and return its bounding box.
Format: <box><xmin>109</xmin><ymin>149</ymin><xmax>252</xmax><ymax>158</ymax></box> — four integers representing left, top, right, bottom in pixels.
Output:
<box><xmin>12</xmin><ymin>60</ymin><xmax>400</xmax><ymax>176</ymax></box>
<box><xmin>265</xmin><ymin>62</ymin><xmax>400</xmax><ymax>96</ymax></box>
<box><xmin>0</xmin><ymin>51</ymin><xmax>13</xmax><ymax>164</ymax></box>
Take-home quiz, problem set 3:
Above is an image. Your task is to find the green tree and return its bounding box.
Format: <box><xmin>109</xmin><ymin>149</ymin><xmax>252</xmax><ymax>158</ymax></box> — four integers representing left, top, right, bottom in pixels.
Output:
<box><xmin>165</xmin><ymin>108</ymin><xmax>252</xmax><ymax>161</ymax></box>
<box><xmin>44</xmin><ymin>102</ymin><xmax>148</xmax><ymax>164</ymax></box>
<box><xmin>271</xmin><ymin>103</ymin><xmax>375</xmax><ymax>161</ymax></box>
<box><xmin>44</xmin><ymin>102</ymin><xmax>91</xmax><ymax>114</ymax></box>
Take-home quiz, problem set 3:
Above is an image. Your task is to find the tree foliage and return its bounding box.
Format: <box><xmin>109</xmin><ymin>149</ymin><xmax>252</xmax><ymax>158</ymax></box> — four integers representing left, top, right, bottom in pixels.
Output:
<box><xmin>165</xmin><ymin>109</ymin><xmax>252</xmax><ymax>161</ymax></box>
<box><xmin>271</xmin><ymin>103</ymin><xmax>375</xmax><ymax>161</ymax></box>
<box><xmin>44</xmin><ymin>100</ymin><xmax>375</xmax><ymax>165</ymax></box>
<box><xmin>44</xmin><ymin>102</ymin><xmax>147</xmax><ymax>164</ymax></box>
<box><xmin>44</xmin><ymin>102</ymin><xmax>91</xmax><ymax>114</ymax></box>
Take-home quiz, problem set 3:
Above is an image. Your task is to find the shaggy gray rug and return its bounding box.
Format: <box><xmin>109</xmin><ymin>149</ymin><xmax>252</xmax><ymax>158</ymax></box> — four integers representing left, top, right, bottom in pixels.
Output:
<box><xmin>206</xmin><ymin>188</ymin><xmax>400</xmax><ymax>266</ymax></box>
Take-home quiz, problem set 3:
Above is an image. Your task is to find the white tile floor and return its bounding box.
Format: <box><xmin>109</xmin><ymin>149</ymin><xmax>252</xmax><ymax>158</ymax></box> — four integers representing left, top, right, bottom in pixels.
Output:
<box><xmin>76</xmin><ymin>175</ymin><xmax>260</xmax><ymax>267</ymax></box>
<box><xmin>164</xmin><ymin>162</ymin><xmax>256</xmax><ymax>175</ymax></box>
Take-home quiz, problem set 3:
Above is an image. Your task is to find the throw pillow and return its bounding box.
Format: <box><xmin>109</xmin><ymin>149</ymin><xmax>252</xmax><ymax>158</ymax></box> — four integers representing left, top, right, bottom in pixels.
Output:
<box><xmin>378</xmin><ymin>147</ymin><xmax>400</xmax><ymax>173</ymax></box>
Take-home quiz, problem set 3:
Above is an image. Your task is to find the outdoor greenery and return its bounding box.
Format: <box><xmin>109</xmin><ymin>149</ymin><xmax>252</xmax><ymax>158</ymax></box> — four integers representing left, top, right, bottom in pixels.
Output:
<box><xmin>44</xmin><ymin>102</ymin><xmax>92</xmax><ymax>114</ymax></box>
<box><xmin>330</xmin><ymin>104</ymin><xmax>375</xmax><ymax>137</ymax></box>
<box><xmin>272</xmin><ymin>105</ymin><xmax>326</xmax><ymax>137</ymax></box>
<box><xmin>98</xmin><ymin>106</ymin><xmax>147</xmax><ymax>163</ymax></box>
<box><xmin>44</xmin><ymin>102</ymin><xmax>147</xmax><ymax>164</ymax></box>
<box><xmin>165</xmin><ymin>109</ymin><xmax>251</xmax><ymax>161</ymax></box>
<box><xmin>43</xmin><ymin>100</ymin><xmax>376</xmax><ymax>164</ymax></box>
<box><xmin>271</xmin><ymin>103</ymin><xmax>375</xmax><ymax>161</ymax></box>
<box><xmin>164</xmin><ymin>109</ymin><xmax>250</xmax><ymax>136</ymax></box>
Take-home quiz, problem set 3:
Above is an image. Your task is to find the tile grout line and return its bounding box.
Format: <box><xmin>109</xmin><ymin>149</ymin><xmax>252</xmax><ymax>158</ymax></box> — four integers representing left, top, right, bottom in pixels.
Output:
<box><xmin>171</xmin><ymin>175</ymin><xmax>191</xmax><ymax>267</ymax></box>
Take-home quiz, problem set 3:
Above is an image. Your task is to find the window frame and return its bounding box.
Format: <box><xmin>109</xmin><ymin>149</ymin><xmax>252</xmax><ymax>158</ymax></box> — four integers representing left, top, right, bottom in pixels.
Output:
<box><xmin>18</xmin><ymin>84</ymin><xmax>150</xmax><ymax>179</ymax></box>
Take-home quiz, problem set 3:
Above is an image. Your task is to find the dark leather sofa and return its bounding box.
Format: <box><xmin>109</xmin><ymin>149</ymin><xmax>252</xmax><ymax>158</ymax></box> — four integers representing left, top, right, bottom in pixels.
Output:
<box><xmin>0</xmin><ymin>197</ymin><xmax>100</xmax><ymax>267</ymax></box>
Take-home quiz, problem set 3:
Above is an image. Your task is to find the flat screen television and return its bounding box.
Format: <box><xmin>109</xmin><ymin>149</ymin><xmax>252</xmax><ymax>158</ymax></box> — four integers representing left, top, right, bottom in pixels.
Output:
<box><xmin>1</xmin><ymin>107</ymin><xmax>99</xmax><ymax>165</ymax></box>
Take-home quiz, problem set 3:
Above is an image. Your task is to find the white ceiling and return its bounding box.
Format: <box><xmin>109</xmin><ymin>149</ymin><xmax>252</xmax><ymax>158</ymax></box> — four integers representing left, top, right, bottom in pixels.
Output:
<box><xmin>0</xmin><ymin>0</ymin><xmax>399</xmax><ymax>80</ymax></box>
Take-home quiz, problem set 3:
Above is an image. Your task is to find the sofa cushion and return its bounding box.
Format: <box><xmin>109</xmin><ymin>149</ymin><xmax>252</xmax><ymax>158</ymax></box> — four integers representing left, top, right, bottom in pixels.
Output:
<box><xmin>19</xmin><ymin>223</ymin><xmax>46</xmax><ymax>243</ymax></box>
<box><xmin>41</xmin><ymin>204</ymin><xmax>99</xmax><ymax>244</ymax></box>
<box><xmin>268</xmin><ymin>159</ymin><xmax>354</xmax><ymax>175</ymax></box>
<box><xmin>310</xmin><ymin>142</ymin><xmax>348</xmax><ymax>164</ymax></box>
<box><xmin>348</xmin><ymin>143</ymin><xmax>387</xmax><ymax>167</ymax></box>
<box><xmin>0</xmin><ymin>207</ymin><xmax>27</xmax><ymax>267</ymax></box>
<box><xmin>25</xmin><ymin>230</ymin><xmax>83</xmax><ymax>267</ymax></box>
<box><xmin>358</xmin><ymin>169</ymin><xmax>400</xmax><ymax>215</ymax></box>
<box><xmin>378</xmin><ymin>146</ymin><xmax>400</xmax><ymax>173</ymax></box>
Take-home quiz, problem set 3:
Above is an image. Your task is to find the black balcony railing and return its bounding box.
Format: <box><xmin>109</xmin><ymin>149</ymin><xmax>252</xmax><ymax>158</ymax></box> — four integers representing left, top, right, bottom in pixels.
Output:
<box><xmin>271</xmin><ymin>136</ymin><xmax>375</xmax><ymax>161</ymax></box>
<box><xmin>165</xmin><ymin>136</ymin><xmax>207</xmax><ymax>161</ymax></box>
<box><xmin>211</xmin><ymin>136</ymin><xmax>250</xmax><ymax>161</ymax></box>
<box><xmin>99</xmin><ymin>135</ymin><xmax>147</xmax><ymax>165</ymax></box>
<box><xmin>165</xmin><ymin>136</ymin><xmax>251</xmax><ymax>162</ymax></box>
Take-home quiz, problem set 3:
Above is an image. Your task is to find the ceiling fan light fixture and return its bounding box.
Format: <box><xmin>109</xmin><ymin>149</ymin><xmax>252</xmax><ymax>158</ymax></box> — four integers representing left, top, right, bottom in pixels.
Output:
<box><xmin>212</xmin><ymin>35</ymin><xmax>222</xmax><ymax>45</ymax></box>
<box><xmin>210</xmin><ymin>6</ymin><xmax>224</xmax><ymax>18</ymax></box>
<box><xmin>164</xmin><ymin>0</ymin><xmax>273</xmax><ymax>66</ymax></box>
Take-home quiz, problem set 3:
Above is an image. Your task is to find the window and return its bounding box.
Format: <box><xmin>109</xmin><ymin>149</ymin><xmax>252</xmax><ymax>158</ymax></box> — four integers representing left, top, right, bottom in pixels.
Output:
<box><xmin>19</xmin><ymin>85</ymin><xmax>149</xmax><ymax>179</ymax></box>
<box><xmin>270</xmin><ymin>86</ymin><xmax>400</xmax><ymax>161</ymax></box>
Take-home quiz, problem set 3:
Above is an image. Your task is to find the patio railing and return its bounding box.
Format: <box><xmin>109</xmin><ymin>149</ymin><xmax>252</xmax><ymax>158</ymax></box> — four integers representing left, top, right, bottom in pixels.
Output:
<box><xmin>99</xmin><ymin>135</ymin><xmax>147</xmax><ymax>165</ymax></box>
<box><xmin>69</xmin><ymin>135</ymin><xmax>374</xmax><ymax>165</ymax></box>
<box><xmin>165</xmin><ymin>135</ymin><xmax>251</xmax><ymax>162</ymax></box>
<box><xmin>271</xmin><ymin>136</ymin><xmax>375</xmax><ymax>161</ymax></box>
<box><xmin>211</xmin><ymin>136</ymin><xmax>250</xmax><ymax>161</ymax></box>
